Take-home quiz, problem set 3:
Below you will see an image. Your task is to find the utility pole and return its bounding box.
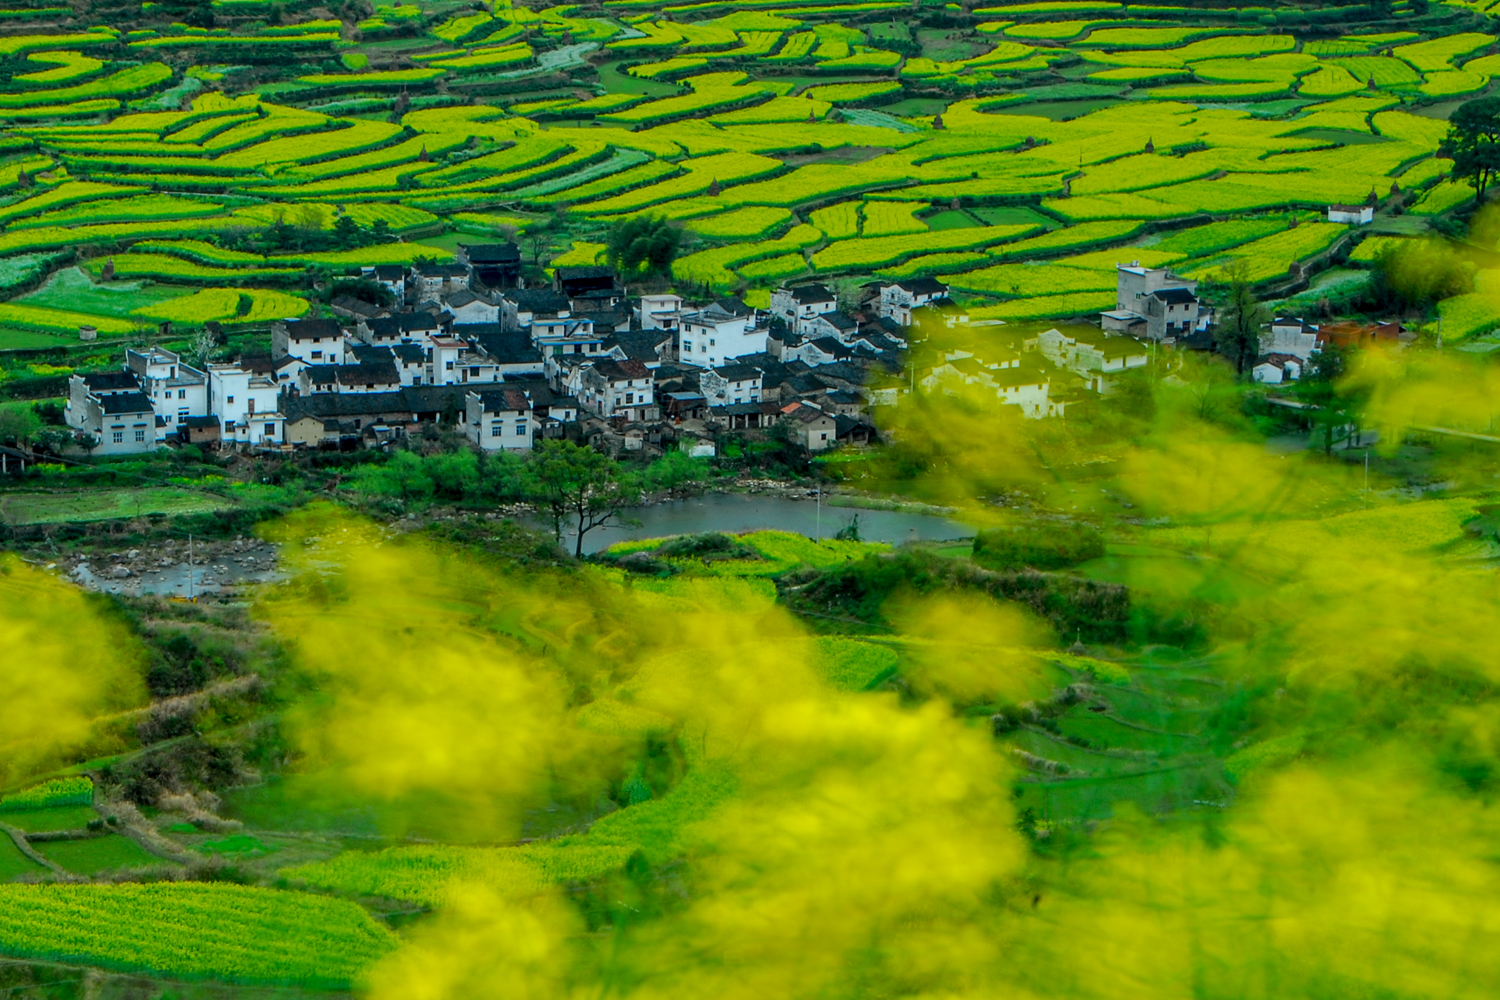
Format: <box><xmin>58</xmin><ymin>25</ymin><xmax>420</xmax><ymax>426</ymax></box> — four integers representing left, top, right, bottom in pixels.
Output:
<box><xmin>187</xmin><ymin>534</ymin><xmax>193</xmax><ymax>602</ymax></box>
<box><xmin>816</xmin><ymin>485</ymin><xmax>822</xmax><ymax>543</ymax></box>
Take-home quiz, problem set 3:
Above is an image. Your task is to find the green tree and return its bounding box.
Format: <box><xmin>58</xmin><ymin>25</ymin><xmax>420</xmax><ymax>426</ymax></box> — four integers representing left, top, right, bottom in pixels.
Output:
<box><xmin>605</xmin><ymin>215</ymin><xmax>682</xmax><ymax>280</ymax></box>
<box><xmin>1444</xmin><ymin>96</ymin><xmax>1500</xmax><ymax>202</ymax></box>
<box><xmin>525</xmin><ymin>440</ymin><xmax>641</xmax><ymax>558</ymax></box>
<box><xmin>1214</xmin><ymin>261</ymin><xmax>1267</xmax><ymax>377</ymax></box>
<box><xmin>332</xmin><ymin>214</ymin><xmax>362</xmax><ymax>251</ymax></box>
<box><xmin>644</xmin><ymin>451</ymin><xmax>709</xmax><ymax>491</ymax></box>
<box><xmin>0</xmin><ymin>405</ymin><xmax>41</xmax><ymax>447</ymax></box>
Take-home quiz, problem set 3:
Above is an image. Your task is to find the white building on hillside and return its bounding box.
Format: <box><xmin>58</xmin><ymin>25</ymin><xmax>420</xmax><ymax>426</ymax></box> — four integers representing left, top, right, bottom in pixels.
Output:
<box><xmin>208</xmin><ymin>363</ymin><xmax>283</xmax><ymax>447</ymax></box>
<box><xmin>679</xmin><ymin>298</ymin><xmax>765</xmax><ymax>368</ymax></box>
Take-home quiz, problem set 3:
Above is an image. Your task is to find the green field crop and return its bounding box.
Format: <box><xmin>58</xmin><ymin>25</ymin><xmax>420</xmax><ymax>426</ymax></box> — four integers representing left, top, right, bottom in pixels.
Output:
<box><xmin>281</xmin><ymin>842</ymin><xmax>638</xmax><ymax>907</ymax></box>
<box><xmin>1348</xmin><ymin>234</ymin><xmax>1409</xmax><ymax>263</ymax></box>
<box><xmin>814</xmin><ymin>637</ymin><xmax>898</xmax><ymax>690</ymax></box>
<box><xmin>810</xmin><ymin>201</ymin><xmax>859</xmax><ymax>239</ymax></box>
<box><xmin>944</xmin><ymin>261</ymin><xmax>1114</xmax><ymax>296</ymax></box>
<box><xmin>802</xmin><ymin>81</ymin><xmax>901</xmax><ymax>102</ymax></box>
<box><xmin>861</xmin><ymin>200</ymin><xmax>928</xmax><ymax>236</ymax></box>
<box><xmin>1408</xmin><ymin>181</ymin><xmax>1475</xmax><ymax>215</ymax></box>
<box><xmin>812</xmin><ymin>223</ymin><xmax>1036</xmax><ymax>271</ymax></box>
<box><xmin>1420</xmin><ymin>70</ymin><xmax>1488</xmax><ymax>98</ymax></box>
<box><xmin>132</xmin><ymin>287</ymin><xmax>308</xmax><ymax>325</ymax></box>
<box><xmin>297</xmin><ymin>68</ymin><xmax>444</xmax><ymax>86</ymax></box>
<box><xmin>737</xmin><ymin>251</ymin><xmax>808</xmax><ymax>281</ymax></box>
<box><xmin>1149</xmin><ymin>219</ymin><xmax>1287</xmax><ymax>258</ymax></box>
<box><xmin>688</xmin><ymin>205</ymin><xmax>793</xmax><ymax>238</ymax></box>
<box><xmin>0</xmin><ymin>777</ymin><xmax>92</xmax><ymax>812</ymax></box>
<box><xmin>11</xmin><ymin>194</ymin><xmax>226</xmax><ymax>231</ymax></box>
<box><xmin>967</xmin><ymin>289</ymin><xmax>1115</xmax><ymax>320</ymax></box>
<box><xmin>1391</xmin><ymin>32</ymin><xmax>1494</xmax><ymax>73</ymax></box>
<box><xmin>34</xmin><ymin>835</ymin><xmax>161</xmax><ymax>875</ymax></box>
<box><xmin>674</xmin><ymin>223</ymin><xmax>821</xmax><ymax>288</ymax></box>
<box><xmin>579</xmin><ymin>152</ymin><xmax>782</xmax><ymax>213</ymax></box>
<box><xmin>1331</xmin><ymin>56</ymin><xmax>1421</xmax><ymax>88</ymax></box>
<box><xmin>0</xmin><ymin>884</ymin><xmax>395</xmax><ymax>987</ymax></box>
<box><xmin>15</xmin><ymin>50</ymin><xmax>104</xmax><ymax>84</ymax></box>
<box><xmin>1181</xmin><ymin>221</ymin><xmax>1346</xmax><ymax>283</ymax></box>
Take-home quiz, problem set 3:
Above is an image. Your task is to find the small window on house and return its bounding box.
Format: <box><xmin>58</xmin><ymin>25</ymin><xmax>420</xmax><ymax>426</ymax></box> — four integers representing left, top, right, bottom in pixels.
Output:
<box><xmin>820</xmin><ymin>432</ymin><xmax>828</xmax><ymax>441</ymax></box>
<box><xmin>683</xmin><ymin>341</ymin><xmax>693</xmax><ymax>352</ymax></box>
<box><xmin>515</xmin><ymin>422</ymin><xmax>527</xmax><ymax>436</ymax></box>
<box><xmin>265</xmin><ymin>423</ymin><xmax>275</xmax><ymax>436</ymax></box>
<box><xmin>311</xmin><ymin>351</ymin><xmax>323</xmax><ymax>359</ymax></box>
<box><xmin>491</xmin><ymin>422</ymin><xmax>502</xmax><ymax>438</ymax></box>
<box><xmin>112</xmin><ymin>431</ymin><xmax>124</xmax><ymax>444</ymax></box>
<box><xmin>226</xmin><ymin>395</ymin><xmax>234</xmax><ymax>404</ymax></box>
<box><xmin>178</xmin><ymin>389</ymin><xmax>186</xmax><ymax>399</ymax></box>
<box><xmin>136</xmin><ymin>428</ymin><xmax>146</xmax><ymax>441</ymax></box>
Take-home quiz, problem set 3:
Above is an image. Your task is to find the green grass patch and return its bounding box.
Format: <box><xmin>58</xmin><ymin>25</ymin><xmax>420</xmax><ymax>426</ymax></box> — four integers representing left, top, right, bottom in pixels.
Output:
<box><xmin>34</xmin><ymin>835</ymin><xmax>163</xmax><ymax>875</ymax></box>
<box><xmin>0</xmin><ymin>838</ymin><xmax>40</xmax><ymax>881</ymax></box>
<box><xmin>2</xmin><ymin>807</ymin><xmax>98</xmax><ymax>833</ymax></box>
<box><xmin>0</xmin><ymin>488</ymin><xmax>233</xmax><ymax>526</ymax></box>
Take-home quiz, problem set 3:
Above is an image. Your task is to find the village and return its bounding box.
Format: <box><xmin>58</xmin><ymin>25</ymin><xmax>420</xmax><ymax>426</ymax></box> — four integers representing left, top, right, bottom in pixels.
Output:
<box><xmin>58</xmin><ymin>234</ymin><xmax>1415</xmax><ymax>464</ymax></box>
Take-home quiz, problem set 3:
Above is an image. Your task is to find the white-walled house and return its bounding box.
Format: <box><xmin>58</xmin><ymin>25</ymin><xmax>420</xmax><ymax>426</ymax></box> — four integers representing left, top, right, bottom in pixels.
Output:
<box><xmin>638</xmin><ymin>293</ymin><xmax>684</xmax><ymax>332</ymax></box>
<box><xmin>1253</xmin><ymin>355</ymin><xmax>1303</xmax><ymax>384</ymax></box>
<box><xmin>126</xmin><ymin>347</ymin><xmax>208</xmax><ymax>436</ymax></box>
<box><xmin>1101</xmin><ymin>264</ymin><xmax>1204</xmax><ymax>341</ymax></box>
<box><xmin>1263</xmin><ymin>317</ymin><xmax>1321</xmax><ymax>360</ymax></box>
<box><xmin>700</xmin><ymin>363</ymin><xmax>763</xmax><ymax>407</ymax></box>
<box><xmin>273</xmin><ymin>318</ymin><xmax>346</xmax><ymax>367</ymax></box>
<box><xmin>208</xmin><ymin>363</ymin><xmax>283</xmax><ymax>447</ymax></box>
<box><xmin>770</xmin><ymin>284</ymin><xmax>838</xmax><ymax>334</ymax></box>
<box><xmin>465</xmin><ymin>387</ymin><xmax>536</xmax><ymax>453</ymax></box>
<box><xmin>877</xmin><ymin>278</ymin><xmax>949</xmax><ymax>326</ymax></box>
<box><xmin>65</xmin><ymin>371</ymin><xmax>157</xmax><ymax>454</ymax></box>
<box><xmin>1036</xmin><ymin>327</ymin><xmax>1148</xmax><ymax>390</ymax></box>
<box><xmin>574</xmin><ymin>359</ymin><xmax>655</xmax><ymax>421</ymax></box>
<box><xmin>1328</xmin><ymin>204</ymin><xmax>1374</xmax><ymax>225</ymax></box>
<box><xmin>678</xmin><ymin>299</ymin><xmax>765</xmax><ymax>368</ymax></box>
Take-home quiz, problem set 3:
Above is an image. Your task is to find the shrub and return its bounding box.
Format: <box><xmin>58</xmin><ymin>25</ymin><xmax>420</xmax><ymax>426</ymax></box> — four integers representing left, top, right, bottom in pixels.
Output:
<box><xmin>972</xmin><ymin>521</ymin><xmax>1106</xmax><ymax>572</ymax></box>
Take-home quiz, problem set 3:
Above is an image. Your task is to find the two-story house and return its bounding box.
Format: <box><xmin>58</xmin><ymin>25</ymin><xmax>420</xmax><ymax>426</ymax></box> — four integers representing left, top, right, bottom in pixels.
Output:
<box><xmin>208</xmin><ymin>363</ymin><xmax>284</xmax><ymax>446</ymax></box>
<box><xmin>465</xmin><ymin>386</ymin><xmax>536</xmax><ymax>453</ymax></box>
<box><xmin>576</xmin><ymin>359</ymin><xmax>655</xmax><ymax>421</ymax></box>
<box><xmin>678</xmin><ymin>298</ymin><xmax>765</xmax><ymax>368</ymax></box>
<box><xmin>1101</xmin><ymin>263</ymin><xmax>1205</xmax><ymax>342</ymax></box>
<box><xmin>638</xmin><ymin>293</ymin><xmax>683</xmax><ymax>332</ymax></box>
<box><xmin>126</xmin><ymin>347</ymin><xmax>208</xmax><ymax>436</ymax></box>
<box><xmin>876</xmin><ymin>278</ymin><xmax>949</xmax><ymax>326</ymax></box>
<box><xmin>771</xmin><ymin>283</ymin><xmax>839</xmax><ymax>334</ymax></box>
<box><xmin>412</xmin><ymin>263</ymin><xmax>470</xmax><ymax>305</ymax></box>
<box><xmin>700</xmin><ymin>363</ymin><xmax>763</xmax><ymax>407</ymax></box>
<box><xmin>457</xmin><ymin>242</ymin><xmax>522</xmax><ymax>290</ymax></box>
<box><xmin>65</xmin><ymin>371</ymin><xmax>157</xmax><ymax>454</ymax></box>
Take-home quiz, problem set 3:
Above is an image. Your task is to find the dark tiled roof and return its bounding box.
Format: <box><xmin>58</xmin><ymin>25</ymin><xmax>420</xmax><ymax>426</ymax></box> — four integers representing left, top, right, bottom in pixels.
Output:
<box><xmin>1153</xmin><ymin>287</ymin><xmax>1198</xmax><ymax>305</ymax></box>
<box><xmin>780</xmin><ymin>283</ymin><xmax>834</xmax><ymax>304</ymax></box>
<box><xmin>893</xmin><ymin>277</ymin><xmax>948</xmax><ymax>296</ymax></box>
<box><xmin>711</xmin><ymin>363</ymin><xmax>763</xmax><ymax>382</ymax></box>
<box><xmin>303</xmin><ymin>361</ymin><xmax>400</xmax><ymax>386</ymax></box>
<box><xmin>285</xmin><ymin>317</ymin><xmax>343</xmax><ymax>338</ymax></box>
<box><xmin>285</xmin><ymin>391</ymin><xmax>412</xmax><ymax>421</ymax></box>
<box><xmin>593</xmin><ymin>358</ymin><xmax>650</xmax><ymax>381</ymax></box>
<box><xmin>99</xmin><ymin>392</ymin><xmax>153</xmax><ymax>414</ymax></box>
<box><xmin>471</xmin><ymin>387</ymin><xmax>531</xmax><ymax>413</ymax></box>
<box><xmin>510</xmin><ymin>289</ymin><xmax>571</xmax><ymax>313</ymax></box>
<box><xmin>462</xmin><ymin>243</ymin><xmax>520</xmax><ymax>264</ymax></box>
<box><xmin>82</xmin><ymin>371</ymin><xmax>141</xmax><ymax>392</ymax></box>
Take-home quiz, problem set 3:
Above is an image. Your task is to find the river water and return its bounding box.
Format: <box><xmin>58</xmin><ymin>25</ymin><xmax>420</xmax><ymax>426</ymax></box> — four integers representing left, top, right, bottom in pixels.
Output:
<box><xmin>555</xmin><ymin>493</ymin><xmax>977</xmax><ymax>554</ymax></box>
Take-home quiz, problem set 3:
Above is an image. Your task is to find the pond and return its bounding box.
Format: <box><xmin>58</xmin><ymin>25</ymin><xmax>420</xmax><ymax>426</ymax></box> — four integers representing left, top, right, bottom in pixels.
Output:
<box><xmin>551</xmin><ymin>492</ymin><xmax>977</xmax><ymax>554</ymax></box>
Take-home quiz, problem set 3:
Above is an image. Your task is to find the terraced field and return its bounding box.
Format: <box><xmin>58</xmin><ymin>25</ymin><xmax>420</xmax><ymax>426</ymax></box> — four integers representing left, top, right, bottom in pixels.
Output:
<box><xmin>0</xmin><ymin>0</ymin><xmax>1477</xmax><ymax>332</ymax></box>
